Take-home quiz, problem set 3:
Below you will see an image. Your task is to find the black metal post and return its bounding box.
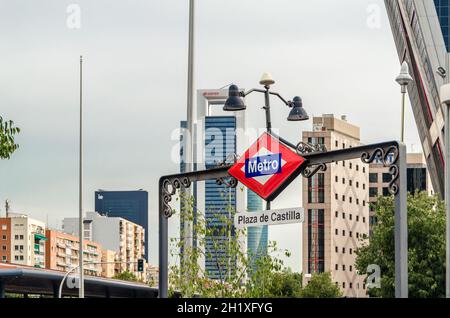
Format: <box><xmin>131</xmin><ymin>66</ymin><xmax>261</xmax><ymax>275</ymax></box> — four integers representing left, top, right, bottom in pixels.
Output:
<box><xmin>263</xmin><ymin>86</ymin><xmax>272</xmax><ymax>133</ymax></box>
<box><xmin>0</xmin><ymin>280</ymin><xmax>5</xmax><ymax>298</ymax></box>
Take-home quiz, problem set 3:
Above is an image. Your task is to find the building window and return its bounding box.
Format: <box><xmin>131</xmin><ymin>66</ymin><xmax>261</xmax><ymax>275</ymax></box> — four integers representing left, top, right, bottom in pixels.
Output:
<box><xmin>369</xmin><ymin>173</ymin><xmax>378</xmax><ymax>183</ymax></box>
<box><xmin>342</xmin><ymin>178</ymin><xmax>345</xmax><ymax>184</ymax></box>
<box><xmin>342</xmin><ymin>143</ymin><xmax>346</xmax><ymax>149</ymax></box>
<box><xmin>335</xmin><ymin>246</ymin><xmax>338</xmax><ymax>253</ymax></box>
<box><xmin>14</xmin><ymin>235</ymin><xmax>18</xmax><ymax>240</ymax></box>
<box><xmin>382</xmin><ymin>187</ymin><xmax>390</xmax><ymax>196</ymax></box>
<box><xmin>342</xmin><ymin>195</ymin><xmax>345</xmax><ymax>202</ymax></box>
<box><xmin>349</xmin><ymin>162</ymin><xmax>352</xmax><ymax>169</ymax></box>
<box><xmin>382</xmin><ymin>173</ymin><xmax>392</xmax><ymax>183</ymax></box>
<box><xmin>308</xmin><ymin>173</ymin><xmax>325</xmax><ymax>203</ymax></box>
<box><xmin>1</xmin><ymin>225</ymin><xmax>6</xmax><ymax>230</ymax></box>
<box><xmin>335</xmin><ymin>211</ymin><xmax>338</xmax><ymax>217</ymax></box>
<box><xmin>356</xmin><ymin>181</ymin><xmax>359</xmax><ymax>188</ymax></box>
<box><xmin>356</xmin><ymin>216</ymin><xmax>359</xmax><ymax>222</ymax></box>
<box><xmin>363</xmin><ymin>200</ymin><xmax>366</xmax><ymax>206</ymax></box>
<box><xmin>363</xmin><ymin>217</ymin><xmax>366</xmax><ymax>223</ymax></box>
<box><xmin>307</xmin><ymin>209</ymin><xmax>325</xmax><ymax>274</ymax></box>
<box><xmin>407</xmin><ymin>167</ymin><xmax>427</xmax><ymax>193</ymax></box>
<box><xmin>343</xmin><ymin>161</ymin><xmax>345</xmax><ymax>167</ymax></box>
<box><xmin>349</xmin><ymin>180</ymin><xmax>352</xmax><ymax>186</ymax></box>
<box><xmin>1</xmin><ymin>245</ymin><xmax>6</xmax><ymax>251</ymax></box>
<box><xmin>342</xmin><ymin>247</ymin><xmax>346</xmax><ymax>254</ymax></box>
<box><xmin>335</xmin><ymin>140</ymin><xmax>338</xmax><ymax>147</ymax></box>
<box><xmin>335</xmin><ymin>229</ymin><xmax>338</xmax><ymax>235</ymax></box>
<box><xmin>342</xmin><ymin>264</ymin><xmax>346</xmax><ymax>270</ymax></box>
<box><xmin>335</xmin><ymin>193</ymin><xmax>338</xmax><ymax>200</ymax></box>
<box><xmin>335</xmin><ymin>264</ymin><xmax>338</xmax><ymax>270</ymax></box>
<box><xmin>343</xmin><ymin>282</ymin><xmax>346</xmax><ymax>288</ymax></box>
<box><xmin>363</xmin><ymin>184</ymin><xmax>366</xmax><ymax>190</ymax></box>
<box><xmin>369</xmin><ymin>187</ymin><xmax>378</xmax><ymax>197</ymax></box>
<box><xmin>363</xmin><ymin>167</ymin><xmax>366</xmax><ymax>173</ymax></box>
<box><xmin>1</xmin><ymin>256</ymin><xmax>6</xmax><ymax>263</ymax></box>
<box><xmin>342</xmin><ymin>212</ymin><xmax>345</xmax><ymax>219</ymax></box>
<box><xmin>342</xmin><ymin>230</ymin><xmax>346</xmax><ymax>236</ymax></box>
<box><xmin>350</xmin><ymin>265</ymin><xmax>353</xmax><ymax>272</ymax></box>
<box><xmin>349</xmin><ymin>248</ymin><xmax>353</xmax><ymax>255</ymax></box>
<box><xmin>349</xmin><ymin>214</ymin><xmax>352</xmax><ymax>220</ymax></box>
<box><xmin>356</xmin><ymin>198</ymin><xmax>359</xmax><ymax>205</ymax></box>
<box><xmin>349</xmin><ymin>282</ymin><xmax>353</xmax><ymax>289</ymax></box>
<box><xmin>1</xmin><ymin>235</ymin><xmax>6</xmax><ymax>240</ymax></box>
<box><xmin>356</xmin><ymin>232</ymin><xmax>360</xmax><ymax>239</ymax></box>
<box><xmin>349</xmin><ymin>197</ymin><xmax>353</xmax><ymax>203</ymax></box>
<box><xmin>349</xmin><ymin>231</ymin><xmax>353</xmax><ymax>237</ymax></box>
<box><xmin>335</xmin><ymin>176</ymin><xmax>338</xmax><ymax>182</ymax></box>
<box><xmin>356</xmin><ymin>165</ymin><xmax>359</xmax><ymax>171</ymax></box>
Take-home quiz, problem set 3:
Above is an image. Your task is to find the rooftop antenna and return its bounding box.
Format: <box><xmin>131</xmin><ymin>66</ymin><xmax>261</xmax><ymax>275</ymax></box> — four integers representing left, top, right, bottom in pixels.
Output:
<box><xmin>5</xmin><ymin>200</ymin><xmax>10</xmax><ymax>218</ymax></box>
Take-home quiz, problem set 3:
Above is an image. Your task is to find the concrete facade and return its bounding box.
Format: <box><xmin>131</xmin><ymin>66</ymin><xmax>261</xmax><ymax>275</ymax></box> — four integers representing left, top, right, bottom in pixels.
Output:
<box><xmin>302</xmin><ymin>114</ymin><xmax>369</xmax><ymax>297</ymax></box>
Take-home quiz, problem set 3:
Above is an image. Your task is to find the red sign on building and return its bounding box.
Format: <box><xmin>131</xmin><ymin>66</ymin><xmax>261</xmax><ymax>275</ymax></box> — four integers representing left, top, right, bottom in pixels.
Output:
<box><xmin>228</xmin><ymin>132</ymin><xmax>306</xmax><ymax>201</ymax></box>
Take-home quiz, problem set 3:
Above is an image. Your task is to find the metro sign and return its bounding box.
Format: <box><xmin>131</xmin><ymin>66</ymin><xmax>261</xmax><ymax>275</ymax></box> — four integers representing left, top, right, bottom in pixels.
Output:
<box><xmin>228</xmin><ymin>132</ymin><xmax>306</xmax><ymax>201</ymax></box>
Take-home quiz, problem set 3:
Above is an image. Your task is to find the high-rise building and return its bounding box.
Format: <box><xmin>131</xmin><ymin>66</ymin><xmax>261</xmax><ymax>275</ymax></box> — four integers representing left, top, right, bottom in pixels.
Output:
<box><xmin>45</xmin><ymin>229</ymin><xmax>102</xmax><ymax>276</ymax></box>
<box><xmin>247</xmin><ymin>189</ymin><xmax>268</xmax><ymax>270</ymax></box>
<box><xmin>0</xmin><ymin>213</ymin><xmax>46</xmax><ymax>268</ymax></box>
<box><xmin>302</xmin><ymin>114</ymin><xmax>369</xmax><ymax>297</ymax></box>
<box><xmin>179</xmin><ymin>88</ymin><xmax>255</xmax><ymax>280</ymax></box>
<box><xmin>94</xmin><ymin>190</ymin><xmax>148</xmax><ymax>260</ymax></box>
<box><xmin>384</xmin><ymin>0</ymin><xmax>450</xmax><ymax>197</ymax></box>
<box><xmin>62</xmin><ymin>212</ymin><xmax>145</xmax><ymax>275</ymax></box>
<box><xmin>368</xmin><ymin>152</ymin><xmax>433</xmax><ymax>235</ymax></box>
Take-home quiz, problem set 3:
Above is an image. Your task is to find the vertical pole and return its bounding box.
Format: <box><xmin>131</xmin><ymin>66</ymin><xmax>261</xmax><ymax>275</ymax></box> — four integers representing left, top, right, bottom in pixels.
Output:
<box><xmin>264</xmin><ymin>86</ymin><xmax>271</xmax><ymax>212</ymax></box>
<box><xmin>445</xmin><ymin>101</ymin><xmax>450</xmax><ymax>298</ymax></box>
<box><xmin>395</xmin><ymin>142</ymin><xmax>408</xmax><ymax>298</ymax></box>
<box><xmin>400</xmin><ymin>90</ymin><xmax>406</xmax><ymax>143</ymax></box>
<box><xmin>78</xmin><ymin>55</ymin><xmax>84</xmax><ymax>298</ymax></box>
<box><xmin>182</xmin><ymin>0</ymin><xmax>195</xmax><ymax>268</ymax></box>
<box><xmin>159</xmin><ymin>181</ymin><xmax>168</xmax><ymax>298</ymax></box>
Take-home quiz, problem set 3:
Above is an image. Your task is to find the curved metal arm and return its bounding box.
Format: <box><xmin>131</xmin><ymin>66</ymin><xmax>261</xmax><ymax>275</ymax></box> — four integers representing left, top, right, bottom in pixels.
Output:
<box><xmin>269</xmin><ymin>91</ymin><xmax>290</xmax><ymax>106</ymax></box>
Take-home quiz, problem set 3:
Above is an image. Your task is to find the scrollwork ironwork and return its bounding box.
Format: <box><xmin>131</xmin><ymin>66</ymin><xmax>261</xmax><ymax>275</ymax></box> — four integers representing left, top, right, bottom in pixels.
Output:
<box><xmin>296</xmin><ymin>142</ymin><xmax>327</xmax><ymax>155</ymax></box>
<box><xmin>361</xmin><ymin>145</ymin><xmax>400</xmax><ymax>195</ymax></box>
<box><xmin>301</xmin><ymin>163</ymin><xmax>327</xmax><ymax>178</ymax></box>
<box><xmin>162</xmin><ymin>177</ymin><xmax>192</xmax><ymax>218</ymax></box>
<box><xmin>216</xmin><ymin>176</ymin><xmax>238</xmax><ymax>188</ymax></box>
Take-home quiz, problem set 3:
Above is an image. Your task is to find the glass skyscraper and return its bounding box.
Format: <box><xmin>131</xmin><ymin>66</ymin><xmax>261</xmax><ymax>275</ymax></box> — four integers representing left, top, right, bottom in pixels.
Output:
<box><xmin>247</xmin><ymin>189</ymin><xmax>267</xmax><ymax>271</ymax></box>
<box><xmin>384</xmin><ymin>0</ymin><xmax>450</xmax><ymax>198</ymax></box>
<box><xmin>95</xmin><ymin>190</ymin><xmax>148</xmax><ymax>260</ymax></box>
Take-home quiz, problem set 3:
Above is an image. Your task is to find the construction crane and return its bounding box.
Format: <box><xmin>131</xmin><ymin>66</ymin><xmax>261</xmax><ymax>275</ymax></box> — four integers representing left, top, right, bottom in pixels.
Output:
<box><xmin>5</xmin><ymin>199</ymin><xmax>10</xmax><ymax>218</ymax></box>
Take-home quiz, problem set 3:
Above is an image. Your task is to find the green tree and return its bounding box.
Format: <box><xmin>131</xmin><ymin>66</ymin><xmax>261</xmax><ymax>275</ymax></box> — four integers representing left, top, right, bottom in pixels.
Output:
<box><xmin>113</xmin><ymin>271</ymin><xmax>138</xmax><ymax>282</ymax></box>
<box><xmin>299</xmin><ymin>272</ymin><xmax>342</xmax><ymax>298</ymax></box>
<box><xmin>169</xmin><ymin>192</ymin><xmax>291</xmax><ymax>298</ymax></box>
<box><xmin>264</xmin><ymin>269</ymin><xmax>303</xmax><ymax>298</ymax></box>
<box><xmin>0</xmin><ymin>116</ymin><xmax>20</xmax><ymax>159</ymax></box>
<box><xmin>355</xmin><ymin>192</ymin><xmax>445</xmax><ymax>298</ymax></box>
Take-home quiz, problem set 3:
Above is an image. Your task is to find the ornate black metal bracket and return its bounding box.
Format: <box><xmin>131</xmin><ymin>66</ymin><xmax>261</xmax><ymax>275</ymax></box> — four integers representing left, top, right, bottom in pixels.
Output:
<box><xmin>162</xmin><ymin>177</ymin><xmax>192</xmax><ymax>218</ymax></box>
<box><xmin>216</xmin><ymin>176</ymin><xmax>238</xmax><ymax>188</ymax></box>
<box><xmin>301</xmin><ymin>162</ymin><xmax>327</xmax><ymax>178</ymax></box>
<box><xmin>296</xmin><ymin>142</ymin><xmax>327</xmax><ymax>155</ymax></box>
<box><xmin>361</xmin><ymin>145</ymin><xmax>399</xmax><ymax>195</ymax></box>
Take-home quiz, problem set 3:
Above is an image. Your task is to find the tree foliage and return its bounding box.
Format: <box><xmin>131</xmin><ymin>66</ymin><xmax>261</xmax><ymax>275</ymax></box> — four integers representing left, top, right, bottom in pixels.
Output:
<box><xmin>355</xmin><ymin>192</ymin><xmax>445</xmax><ymax>298</ymax></box>
<box><xmin>0</xmin><ymin>116</ymin><xmax>20</xmax><ymax>159</ymax></box>
<box><xmin>299</xmin><ymin>272</ymin><xmax>342</xmax><ymax>298</ymax></box>
<box><xmin>113</xmin><ymin>271</ymin><xmax>139</xmax><ymax>282</ymax></box>
<box><xmin>169</xmin><ymin>192</ymin><xmax>292</xmax><ymax>298</ymax></box>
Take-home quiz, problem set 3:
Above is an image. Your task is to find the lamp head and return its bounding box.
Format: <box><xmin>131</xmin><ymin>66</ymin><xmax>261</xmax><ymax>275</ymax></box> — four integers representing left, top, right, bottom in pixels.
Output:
<box><xmin>223</xmin><ymin>84</ymin><xmax>246</xmax><ymax>111</ymax></box>
<box><xmin>259</xmin><ymin>72</ymin><xmax>275</xmax><ymax>87</ymax></box>
<box><xmin>287</xmin><ymin>96</ymin><xmax>309</xmax><ymax>121</ymax></box>
<box><xmin>395</xmin><ymin>61</ymin><xmax>413</xmax><ymax>86</ymax></box>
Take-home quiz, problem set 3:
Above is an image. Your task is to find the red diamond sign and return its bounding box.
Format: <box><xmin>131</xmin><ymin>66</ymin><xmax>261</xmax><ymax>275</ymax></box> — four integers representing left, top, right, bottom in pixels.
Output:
<box><xmin>228</xmin><ymin>132</ymin><xmax>306</xmax><ymax>201</ymax></box>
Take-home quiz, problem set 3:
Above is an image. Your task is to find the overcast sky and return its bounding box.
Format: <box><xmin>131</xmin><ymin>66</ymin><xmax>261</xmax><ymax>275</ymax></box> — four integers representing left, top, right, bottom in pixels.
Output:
<box><xmin>0</xmin><ymin>0</ymin><xmax>420</xmax><ymax>271</ymax></box>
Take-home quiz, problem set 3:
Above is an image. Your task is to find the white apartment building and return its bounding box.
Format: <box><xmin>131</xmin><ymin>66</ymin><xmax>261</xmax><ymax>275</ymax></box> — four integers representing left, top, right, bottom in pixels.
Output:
<box><xmin>62</xmin><ymin>212</ymin><xmax>145</xmax><ymax>274</ymax></box>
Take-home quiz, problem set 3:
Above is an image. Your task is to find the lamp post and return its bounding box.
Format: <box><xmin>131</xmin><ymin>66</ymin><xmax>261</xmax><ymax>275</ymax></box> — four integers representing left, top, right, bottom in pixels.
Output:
<box><xmin>440</xmin><ymin>83</ymin><xmax>450</xmax><ymax>298</ymax></box>
<box><xmin>395</xmin><ymin>61</ymin><xmax>413</xmax><ymax>142</ymax></box>
<box><xmin>223</xmin><ymin>73</ymin><xmax>309</xmax><ymax>211</ymax></box>
<box><xmin>78</xmin><ymin>55</ymin><xmax>84</xmax><ymax>298</ymax></box>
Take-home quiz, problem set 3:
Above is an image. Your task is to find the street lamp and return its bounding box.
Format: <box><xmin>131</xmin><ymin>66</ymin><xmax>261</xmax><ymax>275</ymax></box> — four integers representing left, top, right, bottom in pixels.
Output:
<box><xmin>440</xmin><ymin>83</ymin><xmax>450</xmax><ymax>298</ymax></box>
<box><xmin>223</xmin><ymin>73</ymin><xmax>309</xmax><ymax>132</ymax></box>
<box><xmin>223</xmin><ymin>73</ymin><xmax>309</xmax><ymax>211</ymax></box>
<box><xmin>395</xmin><ymin>61</ymin><xmax>413</xmax><ymax>142</ymax></box>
